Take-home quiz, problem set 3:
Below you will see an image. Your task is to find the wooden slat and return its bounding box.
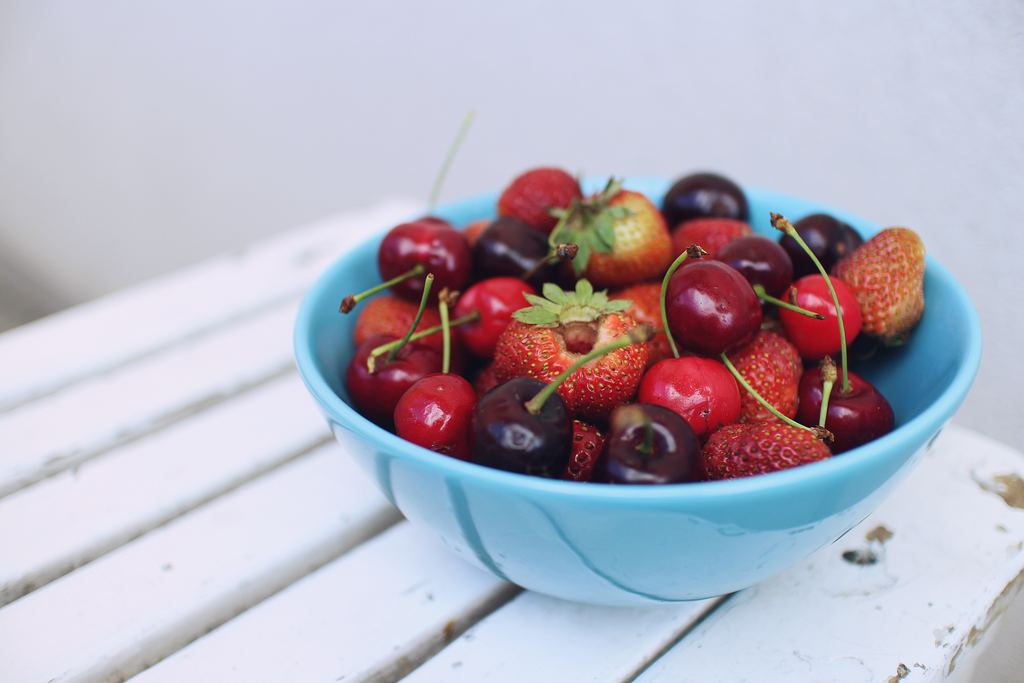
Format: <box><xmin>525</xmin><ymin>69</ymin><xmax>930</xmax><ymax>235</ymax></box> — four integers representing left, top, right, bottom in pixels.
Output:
<box><xmin>0</xmin><ymin>301</ymin><xmax>296</xmax><ymax>498</ymax></box>
<box><xmin>0</xmin><ymin>374</ymin><xmax>328</xmax><ymax>606</ymax></box>
<box><xmin>403</xmin><ymin>592</ymin><xmax>724</xmax><ymax>682</ymax></box>
<box><xmin>634</xmin><ymin>425</ymin><xmax>1024</xmax><ymax>682</ymax></box>
<box><xmin>0</xmin><ymin>200</ymin><xmax>418</xmax><ymax>414</ymax></box>
<box><xmin>131</xmin><ymin>524</ymin><xmax>517</xmax><ymax>683</ymax></box>
<box><xmin>0</xmin><ymin>443</ymin><xmax>399</xmax><ymax>683</ymax></box>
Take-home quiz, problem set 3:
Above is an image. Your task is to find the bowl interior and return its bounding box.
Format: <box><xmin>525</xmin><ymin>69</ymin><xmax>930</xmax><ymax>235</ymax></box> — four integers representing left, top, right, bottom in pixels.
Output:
<box><xmin>296</xmin><ymin>177</ymin><xmax>981</xmax><ymax>497</ymax></box>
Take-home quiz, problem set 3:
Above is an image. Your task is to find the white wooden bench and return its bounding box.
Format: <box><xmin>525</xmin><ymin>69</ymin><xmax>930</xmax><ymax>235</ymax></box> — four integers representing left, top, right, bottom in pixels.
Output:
<box><xmin>1</xmin><ymin>201</ymin><xmax>1021</xmax><ymax>682</ymax></box>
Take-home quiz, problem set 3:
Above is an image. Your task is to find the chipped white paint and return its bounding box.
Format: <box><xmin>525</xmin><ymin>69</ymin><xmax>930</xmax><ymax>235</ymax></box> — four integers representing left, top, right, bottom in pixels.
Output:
<box><xmin>403</xmin><ymin>591</ymin><xmax>724</xmax><ymax>682</ymax></box>
<box><xmin>0</xmin><ymin>200</ymin><xmax>419</xmax><ymax>414</ymax></box>
<box><xmin>133</xmin><ymin>524</ymin><xmax>516</xmax><ymax>683</ymax></box>
<box><xmin>0</xmin><ymin>445</ymin><xmax>397</xmax><ymax>683</ymax></box>
<box><xmin>635</xmin><ymin>425</ymin><xmax>1024</xmax><ymax>683</ymax></box>
<box><xmin>0</xmin><ymin>202</ymin><xmax>1020</xmax><ymax>683</ymax></box>
<box><xmin>0</xmin><ymin>302</ymin><xmax>297</xmax><ymax>498</ymax></box>
<box><xmin>0</xmin><ymin>375</ymin><xmax>328</xmax><ymax>606</ymax></box>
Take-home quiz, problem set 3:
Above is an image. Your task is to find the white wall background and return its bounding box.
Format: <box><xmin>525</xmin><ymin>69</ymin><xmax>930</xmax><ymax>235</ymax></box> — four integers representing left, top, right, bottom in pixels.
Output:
<box><xmin>1</xmin><ymin>1</ymin><xmax>1022</xmax><ymax>448</ymax></box>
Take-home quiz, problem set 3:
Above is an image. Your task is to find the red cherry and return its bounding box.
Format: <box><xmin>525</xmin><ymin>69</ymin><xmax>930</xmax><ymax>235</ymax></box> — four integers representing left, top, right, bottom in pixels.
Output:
<box><xmin>796</xmin><ymin>366</ymin><xmax>894</xmax><ymax>453</ymax></box>
<box><xmin>454</xmin><ymin>277</ymin><xmax>536</xmax><ymax>357</ymax></box>
<box><xmin>637</xmin><ymin>357</ymin><xmax>741</xmax><ymax>437</ymax></box>
<box><xmin>666</xmin><ymin>260</ymin><xmax>762</xmax><ymax>356</ymax></box>
<box><xmin>377</xmin><ymin>217</ymin><xmax>472</xmax><ymax>300</ymax></box>
<box><xmin>779</xmin><ymin>275</ymin><xmax>862</xmax><ymax>359</ymax></box>
<box><xmin>345</xmin><ymin>334</ymin><xmax>442</xmax><ymax>427</ymax></box>
<box><xmin>394</xmin><ymin>374</ymin><xmax>477</xmax><ymax>459</ymax></box>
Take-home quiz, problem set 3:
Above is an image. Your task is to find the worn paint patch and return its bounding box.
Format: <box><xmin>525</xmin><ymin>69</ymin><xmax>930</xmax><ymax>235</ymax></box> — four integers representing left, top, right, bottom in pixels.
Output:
<box><xmin>842</xmin><ymin>549</ymin><xmax>878</xmax><ymax>566</ymax></box>
<box><xmin>866</xmin><ymin>525</ymin><xmax>894</xmax><ymax>544</ymax></box>
<box><xmin>977</xmin><ymin>473</ymin><xmax>1024</xmax><ymax>509</ymax></box>
<box><xmin>946</xmin><ymin>567</ymin><xmax>1024</xmax><ymax>675</ymax></box>
<box><xmin>886</xmin><ymin>662</ymin><xmax>910</xmax><ymax>682</ymax></box>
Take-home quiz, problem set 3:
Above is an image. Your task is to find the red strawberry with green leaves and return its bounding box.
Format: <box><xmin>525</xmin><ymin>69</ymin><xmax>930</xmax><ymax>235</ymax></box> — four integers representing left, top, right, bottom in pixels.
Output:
<box><xmin>549</xmin><ymin>179</ymin><xmax>673</xmax><ymax>289</ymax></box>
<box><xmin>498</xmin><ymin>167</ymin><xmax>583</xmax><ymax>233</ymax></box>
<box><xmin>492</xmin><ymin>279</ymin><xmax>648</xmax><ymax>421</ymax></box>
<box><xmin>672</xmin><ymin>218</ymin><xmax>752</xmax><ymax>259</ymax></box>
<box><xmin>726</xmin><ymin>330</ymin><xmax>802</xmax><ymax>422</ymax></box>
<box><xmin>832</xmin><ymin>227</ymin><xmax>925</xmax><ymax>345</ymax></box>
<box><xmin>353</xmin><ymin>296</ymin><xmax>443</xmax><ymax>350</ymax></box>
<box><xmin>564</xmin><ymin>420</ymin><xmax>605</xmax><ymax>482</ymax></box>
<box><xmin>609</xmin><ymin>282</ymin><xmax>673</xmax><ymax>366</ymax></box>
<box><xmin>702</xmin><ymin>422</ymin><xmax>831</xmax><ymax>480</ymax></box>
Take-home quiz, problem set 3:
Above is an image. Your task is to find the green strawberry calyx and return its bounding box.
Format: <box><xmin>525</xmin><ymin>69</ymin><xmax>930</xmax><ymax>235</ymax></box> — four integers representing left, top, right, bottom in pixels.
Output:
<box><xmin>512</xmin><ymin>279</ymin><xmax>632</xmax><ymax>328</ymax></box>
<box><xmin>548</xmin><ymin>177</ymin><xmax>633</xmax><ymax>276</ymax></box>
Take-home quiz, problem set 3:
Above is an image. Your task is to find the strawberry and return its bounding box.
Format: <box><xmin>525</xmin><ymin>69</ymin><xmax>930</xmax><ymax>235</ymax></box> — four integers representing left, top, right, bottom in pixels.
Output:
<box><xmin>492</xmin><ymin>279</ymin><xmax>648</xmax><ymax>421</ymax></box>
<box><xmin>564</xmin><ymin>420</ymin><xmax>605</xmax><ymax>482</ymax></box>
<box><xmin>671</xmin><ymin>218</ymin><xmax>752</xmax><ymax>259</ymax></box>
<box><xmin>497</xmin><ymin>167</ymin><xmax>582</xmax><ymax>233</ymax></box>
<box><xmin>353</xmin><ymin>296</ymin><xmax>443</xmax><ymax>350</ymax></box>
<box><xmin>833</xmin><ymin>227</ymin><xmax>925</xmax><ymax>345</ymax></box>
<box><xmin>549</xmin><ymin>179</ymin><xmax>673</xmax><ymax>289</ymax></box>
<box><xmin>463</xmin><ymin>218</ymin><xmax>490</xmax><ymax>248</ymax></box>
<box><xmin>726</xmin><ymin>330</ymin><xmax>802</xmax><ymax>422</ymax></box>
<box><xmin>609</xmin><ymin>282</ymin><xmax>673</xmax><ymax>366</ymax></box>
<box><xmin>702</xmin><ymin>423</ymin><xmax>831</xmax><ymax>480</ymax></box>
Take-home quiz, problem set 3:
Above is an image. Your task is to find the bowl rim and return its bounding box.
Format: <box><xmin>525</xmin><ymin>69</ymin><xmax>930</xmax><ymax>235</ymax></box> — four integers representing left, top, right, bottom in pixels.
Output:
<box><xmin>293</xmin><ymin>183</ymin><xmax>982</xmax><ymax>504</ymax></box>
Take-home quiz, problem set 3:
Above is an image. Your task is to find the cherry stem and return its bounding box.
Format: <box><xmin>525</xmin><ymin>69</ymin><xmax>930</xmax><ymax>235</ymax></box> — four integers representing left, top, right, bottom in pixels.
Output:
<box><xmin>818</xmin><ymin>356</ymin><xmax>838</xmax><ymax>428</ymax></box>
<box><xmin>385</xmin><ymin>274</ymin><xmax>433</xmax><ymax>363</ymax></box>
<box><xmin>720</xmin><ymin>352</ymin><xmax>829</xmax><ymax>439</ymax></box>
<box><xmin>521</xmin><ymin>243</ymin><xmax>579</xmax><ymax>282</ymax></box>
<box><xmin>525</xmin><ymin>325</ymin><xmax>653</xmax><ymax>415</ymax></box>
<box><xmin>659</xmin><ymin>244</ymin><xmax>708</xmax><ymax>358</ymax></box>
<box><xmin>638</xmin><ymin>412</ymin><xmax>655</xmax><ymax>456</ymax></box>
<box><xmin>771</xmin><ymin>212</ymin><xmax>851</xmax><ymax>393</ymax></box>
<box><xmin>753</xmin><ymin>284</ymin><xmax>825</xmax><ymax>320</ymax></box>
<box><xmin>438</xmin><ymin>288</ymin><xmax>459</xmax><ymax>375</ymax></box>
<box><xmin>340</xmin><ymin>264</ymin><xmax>426</xmax><ymax>313</ymax></box>
<box><xmin>367</xmin><ymin>311</ymin><xmax>479</xmax><ymax>371</ymax></box>
<box><xmin>427</xmin><ymin>110</ymin><xmax>476</xmax><ymax>213</ymax></box>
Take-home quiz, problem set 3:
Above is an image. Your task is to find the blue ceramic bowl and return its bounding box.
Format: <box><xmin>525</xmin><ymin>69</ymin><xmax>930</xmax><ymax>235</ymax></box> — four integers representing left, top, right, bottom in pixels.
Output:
<box><xmin>294</xmin><ymin>177</ymin><xmax>981</xmax><ymax>606</ymax></box>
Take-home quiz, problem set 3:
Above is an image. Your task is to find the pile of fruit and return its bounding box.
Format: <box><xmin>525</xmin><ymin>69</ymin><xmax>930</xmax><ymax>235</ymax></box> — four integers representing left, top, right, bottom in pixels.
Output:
<box><xmin>340</xmin><ymin>167</ymin><xmax>926</xmax><ymax>484</ymax></box>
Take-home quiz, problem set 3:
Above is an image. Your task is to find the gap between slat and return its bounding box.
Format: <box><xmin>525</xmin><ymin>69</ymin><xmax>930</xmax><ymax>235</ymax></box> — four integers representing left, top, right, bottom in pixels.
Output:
<box><xmin>0</xmin><ymin>363</ymin><xmax>296</xmax><ymax>502</ymax></box>
<box><xmin>0</xmin><ymin>433</ymin><xmax>333</xmax><ymax>608</ymax></box>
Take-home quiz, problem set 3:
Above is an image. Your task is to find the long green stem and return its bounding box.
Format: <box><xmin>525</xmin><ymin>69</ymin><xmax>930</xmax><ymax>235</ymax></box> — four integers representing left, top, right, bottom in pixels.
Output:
<box><xmin>818</xmin><ymin>356</ymin><xmax>838</xmax><ymax>428</ymax></box>
<box><xmin>521</xmin><ymin>243</ymin><xmax>579</xmax><ymax>282</ymax></box>
<box><xmin>525</xmin><ymin>326</ymin><xmax>653</xmax><ymax>415</ymax></box>
<box><xmin>720</xmin><ymin>352</ymin><xmax>821</xmax><ymax>435</ymax></box>
<box><xmin>386</xmin><ymin>274</ymin><xmax>433</xmax><ymax>363</ymax></box>
<box><xmin>753</xmin><ymin>284</ymin><xmax>825</xmax><ymax>320</ymax></box>
<box><xmin>367</xmin><ymin>311</ymin><xmax>479</xmax><ymax>371</ymax></box>
<box><xmin>427</xmin><ymin>111</ymin><xmax>476</xmax><ymax>212</ymax></box>
<box><xmin>771</xmin><ymin>212</ymin><xmax>851</xmax><ymax>393</ymax></box>
<box><xmin>659</xmin><ymin>245</ymin><xmax>706</xmax><ymax>358</ymax></box>
<box><xmin>340</xmin><ymin>264</ymin><xmax>425</xmax><ymax>313</ymax></box>
<box><xmin>439</xmin><ymin>292</ymin><xmax>452</xmax><ymax>375</ymax></box>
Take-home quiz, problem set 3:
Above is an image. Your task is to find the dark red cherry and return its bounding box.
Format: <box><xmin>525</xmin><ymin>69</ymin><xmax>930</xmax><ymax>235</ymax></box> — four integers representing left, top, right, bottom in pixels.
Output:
<box><xmin>454</xmin><ymin>277</ymin><xmax>536</xmax><ymax>357</ymax></box>
<box><xmin>472</xmin><ymin>216</ymin><xmax>562</xmax><ymax>287</ymax></box>
<box><xmin>666</xmin><ymin>260</ymin><xmax>762</xmax><ymax>356</ymax></box>
<box><xmin>637</xmin><ymin>357</ymin><xmax>741</xmax><ymax>437</ymax></box>
<box><xmin>796</xmin><ymin>367</ymin><xmax>894</xmax><ymax>453</ymax></box>
<box><xmin>472</xmin><ymin>377</ymin><xmax>571</xmax><ymax>478</ymax></box>
<box><xmin>661</xmin><ymin>172</ymin><xmax>749</xmax><ymax>228</ymax></box>
<box><xmin>378</xmin><ymin>217</ymin><xmax>472</xmax><ymax>300</ymax></box>
<box><xmin>599</xmin><ymin>404</ymin><xmax>701</xmax><ymax>484</ymax></box>
<box><xmin>718</xmin><ymin>235</ymin><xmax>794</xmax><ymax>298</ymax></box>
<box><xmin>394</xmin><ymin>374</ymin><xmax>477</xmax><ymax>460</ymax></box>
<box><xmin>779</xmin><ymin>213</ymin><xmax>864</xmax><ymax>279</ymax></box>
<box><xmin>345</xmin><ymin>334</ymin><xmax>442</xmax><ymax>427</ymax></box>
